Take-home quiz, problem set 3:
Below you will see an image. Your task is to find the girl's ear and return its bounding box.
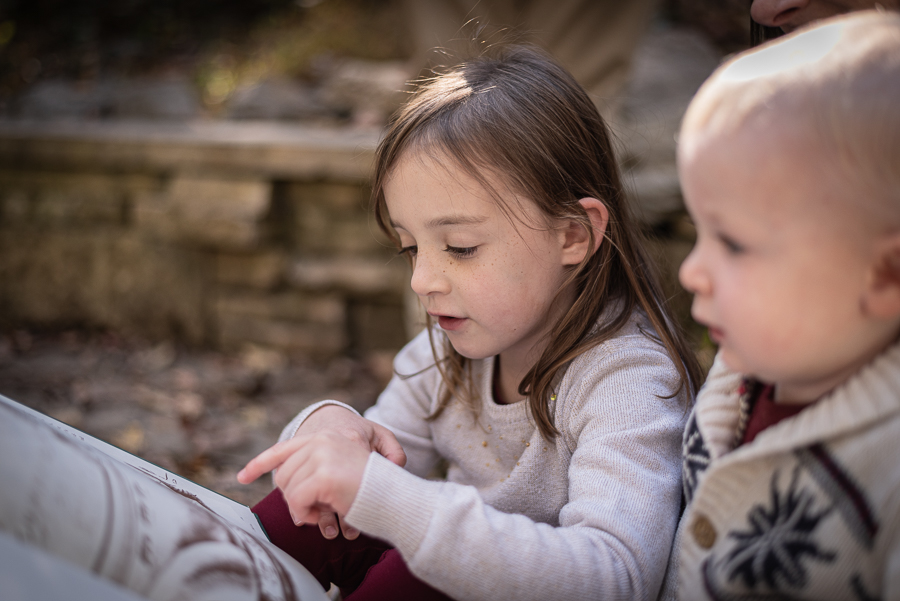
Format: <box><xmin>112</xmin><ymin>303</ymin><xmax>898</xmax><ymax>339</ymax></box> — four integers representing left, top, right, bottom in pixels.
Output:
<box><xmin>560</xmin><ymin>198</ymin><xmax>609</xmax><ymax>266</ymax></box>
<box><xmin>863</xmin><ymin>233</ymin><xmax>900</xmax><ymax>319</ymax></box>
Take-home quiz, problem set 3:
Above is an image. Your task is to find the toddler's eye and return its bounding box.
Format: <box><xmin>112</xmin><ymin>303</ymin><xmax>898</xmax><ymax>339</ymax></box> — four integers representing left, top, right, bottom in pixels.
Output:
<box><xmin>398</xmin><ymin>245</ymin><xmax>418</xmax><ymax>257</ymax></box>
<box><xmin>719</xmin><ymin>234</ymin><xmax>744</xmax><ymax>254</ymax></box>
<box><xmin>445</xmin><ymin>245</ymin><xmax>477</xmax><ymax>258</ymax></box>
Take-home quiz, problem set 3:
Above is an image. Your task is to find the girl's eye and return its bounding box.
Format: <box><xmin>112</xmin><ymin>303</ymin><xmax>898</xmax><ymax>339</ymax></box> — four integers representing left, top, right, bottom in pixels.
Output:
<box><xmin>445</xmin><ymin>245</ymin><xmax>477</xmax><ymax>258</ymax></box>
<box><xmin>398</xmin><ymin>245</ymin><xmax>418</xmax><ymax>257</ymax></box>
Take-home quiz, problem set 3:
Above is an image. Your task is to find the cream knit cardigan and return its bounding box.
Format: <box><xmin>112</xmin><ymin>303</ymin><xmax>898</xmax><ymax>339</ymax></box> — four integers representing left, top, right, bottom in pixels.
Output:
<box><xmin>282</xmin><ymin>311</ymin><xmax>689</xmax><ymax>601</ymax></box>
<box><xmin>662</xmin><ymin>343</ymin><xmax>900</xmax><ymax>600</ymax></box>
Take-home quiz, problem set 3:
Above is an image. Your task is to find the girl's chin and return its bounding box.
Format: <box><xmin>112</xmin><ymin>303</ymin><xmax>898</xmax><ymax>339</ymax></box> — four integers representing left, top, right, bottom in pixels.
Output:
<box><xmin>445</xmin><ymin>338</ymin><xmax>494</xmax><ymax>362</ymax></box>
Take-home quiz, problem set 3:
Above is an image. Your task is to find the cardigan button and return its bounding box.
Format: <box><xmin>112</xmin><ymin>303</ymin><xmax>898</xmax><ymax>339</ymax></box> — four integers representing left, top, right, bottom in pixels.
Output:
<box><xmin>691</xmin><ymin>514</ymin><xmax>717</xmax><ymax>549</ymax></box>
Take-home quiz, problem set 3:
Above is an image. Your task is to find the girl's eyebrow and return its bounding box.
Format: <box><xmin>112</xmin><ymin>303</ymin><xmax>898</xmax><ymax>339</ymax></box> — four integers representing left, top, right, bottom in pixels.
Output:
<box><xmin>390</xmin><ymin>214</ymin><xmax>489</xmax><ymax>230</ymax></box>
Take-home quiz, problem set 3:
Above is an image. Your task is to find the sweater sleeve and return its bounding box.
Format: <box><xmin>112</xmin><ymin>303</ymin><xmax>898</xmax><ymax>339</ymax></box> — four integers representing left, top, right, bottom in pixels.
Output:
<box><xmin>344</xmin><ymin>337</ymin><xmax>688</xmax><ymax>601</ymax></box>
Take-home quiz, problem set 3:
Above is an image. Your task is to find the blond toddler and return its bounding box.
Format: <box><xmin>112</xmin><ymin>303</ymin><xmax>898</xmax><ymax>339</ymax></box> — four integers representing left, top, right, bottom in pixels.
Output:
<box><xmin>665</xmin><ymin>10</ymin><xmax>900</xmax><ymax>600</ymax></box>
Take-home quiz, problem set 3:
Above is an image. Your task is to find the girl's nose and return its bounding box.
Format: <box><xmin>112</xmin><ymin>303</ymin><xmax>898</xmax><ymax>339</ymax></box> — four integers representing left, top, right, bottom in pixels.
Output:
<box><xmin>750</xmin><ymin>0</ymin><xmax>810</xmax><ymax>29</ymax></box>
<box><xmin>678</xmin><ymin>247</ymin><xmax>712</xmax><ymax>297</ymax></box>
<box><xmin>410</xmin><ymin>254</ymin><xmax>451</xmax><ymax>297</ymax></box>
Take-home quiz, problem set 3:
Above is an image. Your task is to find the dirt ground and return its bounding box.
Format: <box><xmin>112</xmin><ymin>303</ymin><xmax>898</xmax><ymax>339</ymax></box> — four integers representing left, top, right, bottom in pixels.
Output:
<box><xmin>0</xmin><ymin>329</ymin><xmax>391</xmax><ymax>507</ymax></box>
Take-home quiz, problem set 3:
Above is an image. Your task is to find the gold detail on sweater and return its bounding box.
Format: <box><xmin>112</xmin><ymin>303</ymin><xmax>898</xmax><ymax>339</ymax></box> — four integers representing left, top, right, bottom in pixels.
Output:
<box><xmin>525</xmin><ymin>442</ymin><xmax>530</xmax><ymax>447</ymax></box>
<box><xmin>482</xmin><ymin>441</ymin><xmax>488</xmax><ymax>447</ymax></box>
<box><xmin>691</xmin><ymin>514</ymin><xmax>717</xmax><ymax>549</ymax></box>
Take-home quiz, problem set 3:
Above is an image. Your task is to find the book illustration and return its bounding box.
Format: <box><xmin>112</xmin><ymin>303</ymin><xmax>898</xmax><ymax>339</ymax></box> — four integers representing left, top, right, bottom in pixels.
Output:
<box><xmin>0</xmin><ymin>530</ymin><xmax>150</xmax><ymax>601</ymax></box>
<box><xmin>0</xmin><ymin>395</ymin><xmax>328</xmax><ymax>601</ymax></box>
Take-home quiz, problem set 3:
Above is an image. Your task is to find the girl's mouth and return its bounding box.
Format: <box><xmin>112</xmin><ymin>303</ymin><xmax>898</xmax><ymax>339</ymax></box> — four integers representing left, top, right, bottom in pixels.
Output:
<box><xmin>707</xmin><ymin>326</ymin><xmax>724</xmax><ymax>344</ymax></box>
<box><xmin>436</xmin><ymin>315</ymin><xmax>465</xmax><ymax>331</ymax></box>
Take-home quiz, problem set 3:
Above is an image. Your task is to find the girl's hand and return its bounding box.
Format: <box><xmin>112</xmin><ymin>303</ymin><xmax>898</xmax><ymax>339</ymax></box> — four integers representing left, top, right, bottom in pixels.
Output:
<box><xmin>238</xmin><ymin>431</ymin><xmax>371</xmax><ymax>526</ymax></box>
<box><xmin>299</xmin><ymin>406</ymin><xmax>407</xmax><ymax>468</ymax></box>
<box><xmin>238</xmin><ymin>406</ymin><xmax>406</xmax><ymax>540</ymax></box>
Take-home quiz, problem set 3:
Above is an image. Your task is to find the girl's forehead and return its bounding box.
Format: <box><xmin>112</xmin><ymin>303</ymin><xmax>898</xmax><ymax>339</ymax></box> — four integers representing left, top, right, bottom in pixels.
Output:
<box><xmin>385</xmin><ymin>151</ymin><xmax>550</xmax><ymax>231</ymax></box>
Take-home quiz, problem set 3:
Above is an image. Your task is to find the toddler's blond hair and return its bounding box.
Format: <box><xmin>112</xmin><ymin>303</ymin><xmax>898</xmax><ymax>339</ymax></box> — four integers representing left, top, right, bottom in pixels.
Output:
<box><xmin>682</xmin><ymin>10</ymin><xmax>900</xmax><ymax>218</ymax></box>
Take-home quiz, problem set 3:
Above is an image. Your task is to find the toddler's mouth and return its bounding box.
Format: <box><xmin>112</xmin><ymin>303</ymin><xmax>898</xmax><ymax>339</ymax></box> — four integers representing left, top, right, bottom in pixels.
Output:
<box><xmin>706</xmin><ymin>326</ymin><xmax>724</xmax><ymax>344</ymax></box>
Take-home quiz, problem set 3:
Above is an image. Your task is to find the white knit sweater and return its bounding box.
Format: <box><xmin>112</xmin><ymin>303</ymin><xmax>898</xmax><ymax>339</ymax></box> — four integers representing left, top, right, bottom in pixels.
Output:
<box><xmin>282</xmin><ymin>311</ymin><xmax>689</xmax><ymax>601</ymax></box>
<box><xmin>662</xmin><ymin>343</ymin><xmax>900</xmax><ymax>600</ymax></box>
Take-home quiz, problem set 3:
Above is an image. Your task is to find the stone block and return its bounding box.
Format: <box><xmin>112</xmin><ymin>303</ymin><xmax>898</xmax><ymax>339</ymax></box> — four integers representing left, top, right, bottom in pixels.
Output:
<box><xmin>0</xmin><ymin>170</ymin><xmax>158</xmax><ymax>228</ymax></box>
<box><xmin>14</xmin><ymin>77</ymin><xmax>200</xmax><ymax>121</ymax></box>
<box><xmin>216</xmin><ymin>315</ymin><xmax>346</xmax><ymax>356</ymax></box>
<box><xmin>0</xmin><ymin>120</ymin><xmax>378</xmax><ymax>182</ymax></box>
<box><xmin>347</xmin><ymin>297</ymin><xmax>409</xmax><ymax>352</ymax></box>
<box><xmin>0</xmin><ymin>189</ymin><xmax>30</xmax><ymax>225</ymax></box>
<box><xmin>644</xmin><ymin>232</ymin><xmax>696</xmax><ymax>342</ymax></box>
<box><xmin>135</xmin><ymin>175</ymin><xmax>271</xmax><ymax>249</ymax></box>
<box><xmin>612</xmin><ymin>27</ymin><xmax>722</xmax><ymax>225</ymax></box>
<box><xmin>226</xmin><ymin>78</ymin><xmax>331</xmax><ymax>121</ymax></box>
<box><xmin>215</xmin><ymin>291</ymin><xmax>344</xmax><ymax>324</ymax></box>
<box><xmin>215</xmin><ymin>251</ymin><xmax>286</xmax><ymax>289</ymax></box>
<box><xmin>0</xmin><ymin>230</ymin><xmax>209</xmax><ymax>343</ymax></box>
<box><xmin>294</xmin><ymin>210</ymin><xmax>386</xmax><ymax>255</ymax></box>
<box><xmin>277</xmin><ymin>181</ymin><xmax>388</xmax><ymax>254</ymax></box>
<box><xmin>214</xmin><ymin>291</ymin><xmax>346</xmax><ymax>355</ymax></box>
<box><xmin>315</xmin><ymin>58</ymin><xmax>410</xmax><ymax>125</ymax></box>
<box><xmin>280</xmin><ymin>182</ymin><xmax>369</xmax><ymax>214</ymax></box>
<box><xmin>288</xmin><ymin>256</ymin><xmax>406</xmax><ymax>294</ymax></box>
<box><xmin>623</xmin><ymin>165</ymin><xmax>683</xmax><ymax>224</ymax></box>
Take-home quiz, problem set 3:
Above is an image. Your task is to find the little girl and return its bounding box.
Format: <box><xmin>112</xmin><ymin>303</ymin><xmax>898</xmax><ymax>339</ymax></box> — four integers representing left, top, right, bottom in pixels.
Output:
<box><xmin>238</xmin><ymin>45</ymin><xmax>701</xmax><ymax>601</ymax></box>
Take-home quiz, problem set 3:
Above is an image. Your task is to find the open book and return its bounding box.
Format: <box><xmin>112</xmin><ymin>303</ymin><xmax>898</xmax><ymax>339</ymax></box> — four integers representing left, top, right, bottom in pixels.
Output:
<box><xmin>0</xmin><ymin>393</ymin><xmax>328</xmax><ymax>601</ymax></box>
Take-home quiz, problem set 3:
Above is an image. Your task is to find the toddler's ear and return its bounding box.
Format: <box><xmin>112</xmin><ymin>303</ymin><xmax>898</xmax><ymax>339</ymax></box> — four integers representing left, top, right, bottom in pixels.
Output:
<box><xmin>864</xmin><ymin>233</ymin><xmax>900</xmax><ymax>319</ymax></box>
<box><xmin>561</xmin><ymin>198</ymin><xmax>609</xmax><ymax>265</ymax></box>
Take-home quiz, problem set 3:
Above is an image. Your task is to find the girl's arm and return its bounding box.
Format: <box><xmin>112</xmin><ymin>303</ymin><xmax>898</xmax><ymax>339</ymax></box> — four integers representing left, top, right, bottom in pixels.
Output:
<box><xmin>239</xmin><ymin>330</ymin><xmax>444</xmax><ymax>528</ymax></box>
<box><xmin>344</xmin><ymin>338</ymin><xmax>688</xmax><ymax>601</ymax></box>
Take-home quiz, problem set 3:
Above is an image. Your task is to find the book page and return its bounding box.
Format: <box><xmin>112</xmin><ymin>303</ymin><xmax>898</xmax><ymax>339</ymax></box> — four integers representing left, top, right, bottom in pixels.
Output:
<box><xmin>0</xmin><ymin>394</ymin><xmax>267</xmax><ymax>539</ymax></box>
<box><xmin>0</xmin><ymin>395</ymin><xmax>328</xmax><ymax>601</ymax></box>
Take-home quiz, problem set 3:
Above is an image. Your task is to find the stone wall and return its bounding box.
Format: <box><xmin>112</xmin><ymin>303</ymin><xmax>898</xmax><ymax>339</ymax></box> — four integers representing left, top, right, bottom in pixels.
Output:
<box><xmin>0</xmin><ymin>115</ymin><xmax>707</xmax><ymax>362</ymax></box>
<box><xmin>0</xmin><ymin>120</ymin><xmax>410</xmax><ymax>357</ymax></box>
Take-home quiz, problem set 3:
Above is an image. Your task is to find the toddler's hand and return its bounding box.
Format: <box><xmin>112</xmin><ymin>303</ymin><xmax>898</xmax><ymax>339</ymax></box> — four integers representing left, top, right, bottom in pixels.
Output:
<box><xmin>238</xmin><ymin>431</ymin><xmax>371</xmax><ymax>526</ymax></box>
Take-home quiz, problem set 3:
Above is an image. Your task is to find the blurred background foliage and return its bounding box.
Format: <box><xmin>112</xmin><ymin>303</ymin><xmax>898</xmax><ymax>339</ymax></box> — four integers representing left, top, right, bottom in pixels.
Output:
<box><xmin>0</xmin><ymin>0</ymin><xmax>748</xmax><ymax>113</ymax></box>
<box><xmin>0</xmin><ymin>0</ymin><xmax>410</xmax><ymax>112</ymax></box>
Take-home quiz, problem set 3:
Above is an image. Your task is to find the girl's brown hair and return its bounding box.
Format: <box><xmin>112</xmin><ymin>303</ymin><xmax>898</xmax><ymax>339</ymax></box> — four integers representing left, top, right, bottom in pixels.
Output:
<box><xmin>373</xmin><ymin>45</ymin><xmax>701</xmax><ymax>440</ymax></box>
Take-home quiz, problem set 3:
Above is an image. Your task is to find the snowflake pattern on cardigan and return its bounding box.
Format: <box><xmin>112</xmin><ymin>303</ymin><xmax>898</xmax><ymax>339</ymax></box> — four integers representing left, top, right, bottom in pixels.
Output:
<box><xmin>702</xmin><ymin>466</ymin><xmax>837</xmax><ymax>596</ymax></box>
<box><xmin>683</xmin><ymin>379</ymin><xmax>883</xmax><ymax>601</ymax></box>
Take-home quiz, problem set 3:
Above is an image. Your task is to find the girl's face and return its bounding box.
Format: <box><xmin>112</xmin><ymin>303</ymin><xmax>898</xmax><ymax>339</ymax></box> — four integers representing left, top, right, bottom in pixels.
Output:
<box><xmin>384</xmin><ymin>151</ymin><xmax>578</xmax><ymax>379</ymax></box>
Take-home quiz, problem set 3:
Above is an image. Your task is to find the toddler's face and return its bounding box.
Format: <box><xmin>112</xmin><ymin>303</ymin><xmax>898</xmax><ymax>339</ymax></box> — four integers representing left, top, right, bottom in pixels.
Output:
<box><xmin>678</xmin><ymin>123</ymin><xmax>891</xmax><ymax>402</ymax></box>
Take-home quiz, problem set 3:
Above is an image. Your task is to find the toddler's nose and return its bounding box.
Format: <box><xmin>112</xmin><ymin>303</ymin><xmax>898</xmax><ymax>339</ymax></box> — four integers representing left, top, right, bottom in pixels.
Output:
<box><xmin>678</xmin><ymin>248</ymin><xmax>711</xmax><ymax>297</ymax></box>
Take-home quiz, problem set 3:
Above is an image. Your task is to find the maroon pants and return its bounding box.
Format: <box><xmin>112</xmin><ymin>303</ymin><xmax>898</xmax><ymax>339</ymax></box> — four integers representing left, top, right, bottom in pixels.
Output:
<box><xmin>252</xmin><ymin>490</ymin><xmax>454</xmax><ymax>600</ymax></box>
